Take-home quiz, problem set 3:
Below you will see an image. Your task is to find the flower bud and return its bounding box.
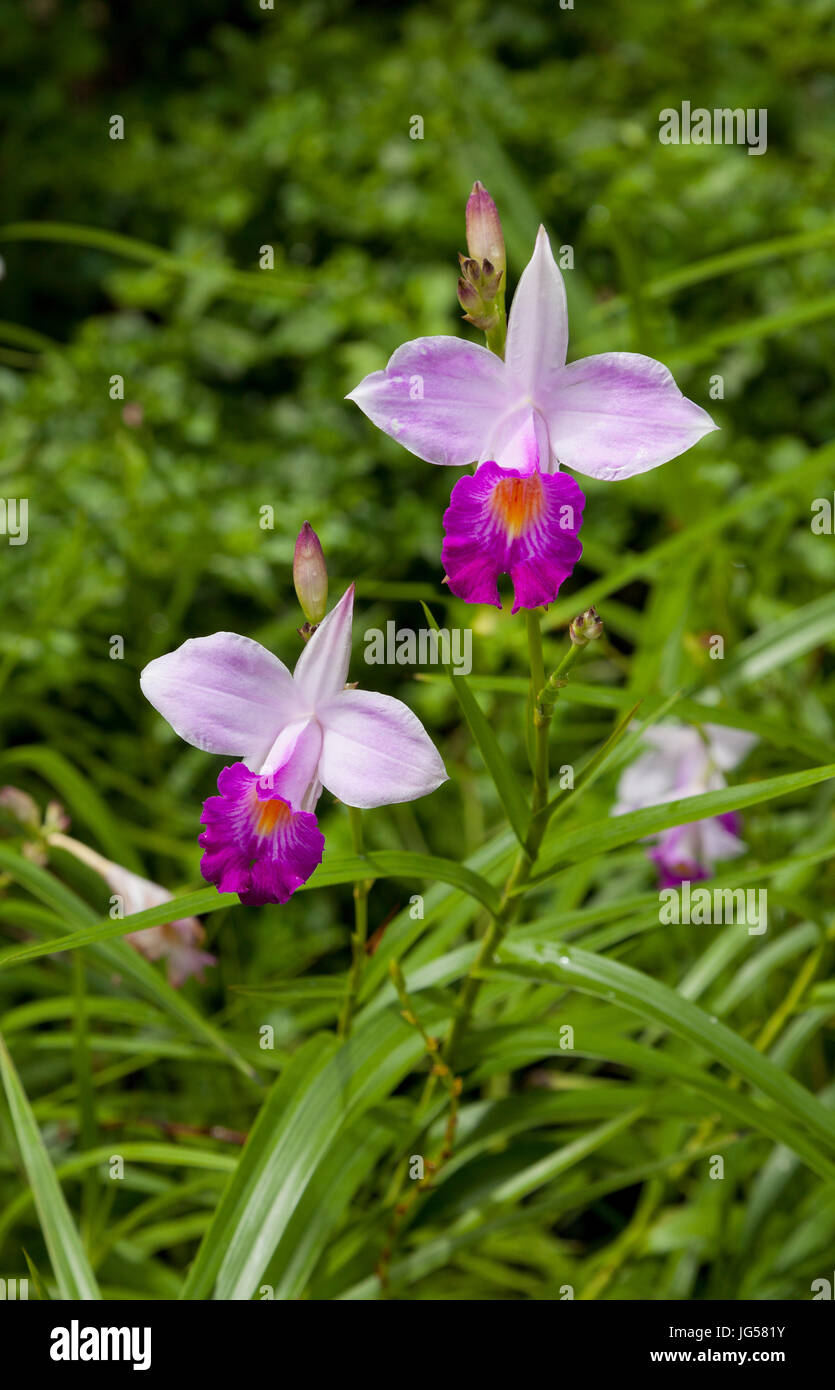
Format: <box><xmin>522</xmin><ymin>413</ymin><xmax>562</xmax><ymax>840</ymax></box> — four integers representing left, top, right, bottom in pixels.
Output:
<box><xmin>0</xmin><ymin>786</ymin><xmax>41</xmax><ymax>831</ymax></box>
<box><xmin>293</xmin><ymin>522</ymin><xmax>328</xmax><ymax>627</ymax></box>
<box><xmin>457</xmin><ymin>276</ymin><xmax>481</xmax><ymax>314</ymax></box>
<box><xmin>466</xmin><ymin>181</ymin><xmax>506</xmax><ymax>279</ymax></box>
<box><xmin>569</xmin><ymin>607</ymin><xmax>604</xmax><ymax>647</ymax></box>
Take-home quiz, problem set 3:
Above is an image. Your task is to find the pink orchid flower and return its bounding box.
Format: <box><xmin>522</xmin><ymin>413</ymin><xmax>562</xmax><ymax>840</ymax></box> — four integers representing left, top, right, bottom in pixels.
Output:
<box><xmin>140</xmin><ymin>586</ymin><xmax>447</xmax><ymax>906</ymax></box>
<box><xmin>348</xmin><ymin>227</ymin><xmax>717</xmax><ymax>611</ymax></box>
<box><xmin>613</xmin><ymin>722</ymin><xmax>757</xmax><ymax>887</ymax></box>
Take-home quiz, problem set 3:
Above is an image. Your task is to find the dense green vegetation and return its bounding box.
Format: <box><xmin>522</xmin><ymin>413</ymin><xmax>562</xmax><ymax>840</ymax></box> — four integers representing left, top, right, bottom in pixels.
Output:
<box><xmin>0</xmin><ymin>0</ymin><xmax>833</xmax><ymax>1301</ymax></box>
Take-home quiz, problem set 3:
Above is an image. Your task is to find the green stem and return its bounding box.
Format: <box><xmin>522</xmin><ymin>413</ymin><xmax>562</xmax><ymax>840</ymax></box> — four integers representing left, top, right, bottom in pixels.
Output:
<box><xmin>485</xmin><ymin>290</ymin><xmax>506</xmax><ymax>357</ymax></box>
<box><xmin>337</xmin><ymin>807</ymin><xmax>369</xmax><ymax>1040</ymax></box>
<box><xmin>383</xmin><ymin>618</ymin><xmax>588</xmax><ymax>1214</ymax></box>
<box><xmin>443</xmin><ymin>610</ymin><xmax>553</xmax><ymax>1063</ymax></box>
<box><xmin>536</xmin><ymin>642</ymin><xmax>581</xmax><ymax>719</ymax></box>
<box><xmin>526</xmin><ymin>610</ymin><xmax>549</xmax><ymax>821</ymax></box>
<box><xmin>72</xmin><ymin>954</ymin><xmax>97</xmax><ymax>1231</ymax></box>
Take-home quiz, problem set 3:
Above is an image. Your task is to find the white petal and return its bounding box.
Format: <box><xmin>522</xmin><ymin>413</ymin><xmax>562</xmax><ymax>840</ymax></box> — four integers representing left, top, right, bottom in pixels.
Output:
<box><xmin>704</xmin><ymin>724</ymin><xmax>758</xmax><ymax>771</ymax></box>
<box><xmin>479</xmin><ymin>407</ymin><xmax>550</xmax><ymax>473</ymax></box>
<box><xmin>141</xmin><ymin>632</ymin><xmax>305</xmax><ymax>765</ymax></box>
<box><xmin>293</xmin><ymin>585</ymin><xmax>355</xmax><ymax>708</ymax></box>
<box><xmin>256</xmin><ymin>717</ymin><xmax>323</xmax><ymax>811</ymax></box>
<box><xmin>317</xmin><ymin>690</ymin><xmax>447</xmax><ymax>808</ymax></box>
<box><xmin>505</xmin><ymin>226</ymin><xmax>569</xmax><ymax>395</ymax></box>
<box><xmin>541</xmin><ymin>352</ymin><xmax>718</xmax><ymax>480</ymax></box>
<box><xmin>347</xmin><ymin>336</ymin><xmax>510</xmax><ymax>466</ymax></box>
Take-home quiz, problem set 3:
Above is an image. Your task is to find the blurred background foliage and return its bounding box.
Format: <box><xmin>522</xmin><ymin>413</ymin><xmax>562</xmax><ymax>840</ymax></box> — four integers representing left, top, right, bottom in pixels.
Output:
<box><xmin>0</xmin><ymin>0</ymin><xmax>834</xmax><ymax>1301</ymax></box>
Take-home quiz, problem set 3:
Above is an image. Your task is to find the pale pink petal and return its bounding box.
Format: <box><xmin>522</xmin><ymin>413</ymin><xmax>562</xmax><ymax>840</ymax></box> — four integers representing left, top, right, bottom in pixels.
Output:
<box><xmin>505</xmin><ymin>226</ymin><xmax>569</xmax><ymax>395</ymax></box>
<box><xmin>698</xmin><ymin>816</ymin><xmax>748</xmax><ymax>863</ymax></box>
<box><xmin>346</xmin><ymin>337</ymin><xmax>510</xmax><ymax>466</ymax></box>
<box><xmin>542</xmin><ymin>352</ymin><xmax>718</xmax><ymax>480</ymax></box>
<box><xmin>704</xmin><ymin>724</ymin><xmax>758</xmax><ymax>772</ymax></box>
<box><xmin>293</xmin><ymin>585</ymin><xmax>355</xmax><ymax>708</ymax></box>
<box><xmin>141</xmin><ymin>633</ymin><xmax>304</xmax><ymax>765</ymax></box>
<box><xmin>317</xmin><ymin>690</ymin><xmax>447</xmax><ymax>808</ymax></box>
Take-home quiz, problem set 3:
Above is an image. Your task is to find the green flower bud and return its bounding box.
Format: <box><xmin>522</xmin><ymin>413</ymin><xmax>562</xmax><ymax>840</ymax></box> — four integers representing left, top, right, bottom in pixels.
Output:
<box><xmin>569</xmin><ymin>607</ymin><xmax>604</xmax><ymax>647</ymax></box>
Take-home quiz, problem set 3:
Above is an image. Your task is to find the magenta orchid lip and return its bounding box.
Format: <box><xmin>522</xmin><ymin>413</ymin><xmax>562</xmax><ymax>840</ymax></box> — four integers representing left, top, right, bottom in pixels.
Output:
<box><xmin>442</xmin><ymin>458</ymin><xmax>585</xmax><ymax>613</ymax></box>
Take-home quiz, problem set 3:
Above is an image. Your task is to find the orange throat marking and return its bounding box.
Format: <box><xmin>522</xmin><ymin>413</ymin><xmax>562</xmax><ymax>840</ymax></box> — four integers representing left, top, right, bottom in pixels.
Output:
<box><xmin>255</xmin><ymin>796</ymin><xmax>293</xmax><ymax>836</ymax></box>
<box><xmin>490</xmin><ymin>473</ymin><xmax>545</xmax><ymax>540</ymax></box>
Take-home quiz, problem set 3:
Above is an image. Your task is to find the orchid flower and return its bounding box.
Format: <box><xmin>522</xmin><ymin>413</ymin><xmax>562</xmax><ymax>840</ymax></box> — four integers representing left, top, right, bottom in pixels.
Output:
<box><xmin>613</xmin><ymin>722</ymin><xmax>757</xmax><ymax>887</ymax></box>
<box><xmin>140</xmin><ymin>586</ymin><xmax>447</xmax><ymax>906</ymax></box>
<box><xmin>348</xmin><ymin>225</ymin><xmax>717</xmax><ymax>611</ymax></box>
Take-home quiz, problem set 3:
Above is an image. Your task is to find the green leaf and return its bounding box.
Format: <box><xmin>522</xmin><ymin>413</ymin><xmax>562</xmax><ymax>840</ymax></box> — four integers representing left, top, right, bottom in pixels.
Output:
<box><xmin>305</xmin><ymin>849</ymin><xmax>501</xmax><ymax>915</ymax></box>
<box><xmin>496</xmin><ymin>939</ymin><xmax>835</xmax><ymax>1161</ymax></box>
<box><xmin>0</xmin><ymin>220</ymin><xmax>308</xmax><ymax>306</ymax></box>
<box><xmin>0</xmin><ymin>745</ymin><xmax>145</xmax><ymax>872</ymax></box>
<box><xmin>0</xmin><ymin>877</ymin><xmax>236</xmax><ymax>970</ymax></box>
<box><xmin>467</xmin><ymin>1021</ymin><xmax>835</xmax><ymax>1181</ymax></box>
<box><xmin>0</xmin><ymin>1031</ymin><xmax>100</xmax><ymax>1300</ymax></box>
<box><xmin>228</xmin><ymin>979</ymin><xmax>347</xmax><ymax>1002</ymax></box>
<box><xmin>417</xmin><ymin>676</ymin><xmax>834</xmax><ymax>762</ymax></box>
<box><xmin>0</xmin><ymin>846</ymin><xmax>255</xmax><ymax>1078</ymax></box>
<box><xmin>421</xmin><ymin>602</ymin><xmax>530</xmax><ymax>846</ymax></box>
<box><xmin>180</xmin><ymin>1034</ymin><xmax>340</xmax><ymax>1300</ymax></box>
<box><xmin>183</xmin><ymin>999</ymin><xmax>451</xmax><ymax>1300</ymax></box>
<box><xmin>720</xmin><ymin>592</ymin><xmax>835</xmax><ymax>689</ymax></box>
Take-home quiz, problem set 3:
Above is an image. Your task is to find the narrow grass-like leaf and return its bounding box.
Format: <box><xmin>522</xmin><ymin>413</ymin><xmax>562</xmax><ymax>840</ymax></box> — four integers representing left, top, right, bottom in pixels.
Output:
<box><xmin>0</xmin><ymin>1032</ymin><xmax>100</xmax><ymax>1300</ymax></box>
<box><xmin>305</xmin><ymin>850</ymin><xmax>501</xmax><ymax>915</ymax></box>
<box><xmin>0</xmin><ymin>745</ymin><xmax>145</xmax><ymax>871</ymax></box>
<box><xmin>0</xmin><ymin>846</ymin><xmax>254</xmax><ymax>1077</ymax></box>
<box><xmin>496</xmin><ymin>939</ymin><xmax>835</xmax><ymax>1159</ymax></box>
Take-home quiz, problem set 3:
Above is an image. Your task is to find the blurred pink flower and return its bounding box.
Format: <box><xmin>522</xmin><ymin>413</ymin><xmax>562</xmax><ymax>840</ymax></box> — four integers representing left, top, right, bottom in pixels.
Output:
<box><xmin>50</xmin><ymin>833</ymin><xmax>215</xmax><ymax>987</ymax></box>
<box><xmin>613</xmin><ymin>722</ymin><xmax>757</xmax><ymax>886</ymax></box>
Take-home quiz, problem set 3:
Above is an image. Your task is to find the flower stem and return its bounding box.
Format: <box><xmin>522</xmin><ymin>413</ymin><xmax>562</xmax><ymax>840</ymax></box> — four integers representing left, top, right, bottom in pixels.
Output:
<box><xmin>484</xmin><ymin>288</ymin><xmax>506</xmax><ymax>359</ymax></box>
<box><xmin>526</xmin><ymin>609</ymin><xmax>549</xmax><ymax>820</ymax></box>
<box><xmin>381</xmin><ymin>614</ymin><xmax>591</xmax><ymax>1227</ymax></box>
<box><xmin>485</xmin><ymin>304</ymin><xmax>506</xmax><ymax>357</ymax></box>
<box><xmin>337</xmin><ymin>806</ymin><xmax>369</xmax><ymax>1040</ymax></box>
<box><xmin>442</xmin><ymin>609</ymin><xmax>553</xmax><ymax>1063</ymax></box>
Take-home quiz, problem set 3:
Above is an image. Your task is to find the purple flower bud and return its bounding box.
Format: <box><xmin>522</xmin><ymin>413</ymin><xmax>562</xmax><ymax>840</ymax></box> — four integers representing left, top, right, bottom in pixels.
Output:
<box><xmin>293</xmin><ymin>522</ymin><xmax>328</xmax><ymax>626</ymax></box>
<box><xmin>457</xmin><ymin>277</ymin><xmax>482</xmax><ymax>314</ymax></box>
<box><xmin>465</xmin><ymin>181</ymin><xmax>506</xmax><ymax>278</ymax></box>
